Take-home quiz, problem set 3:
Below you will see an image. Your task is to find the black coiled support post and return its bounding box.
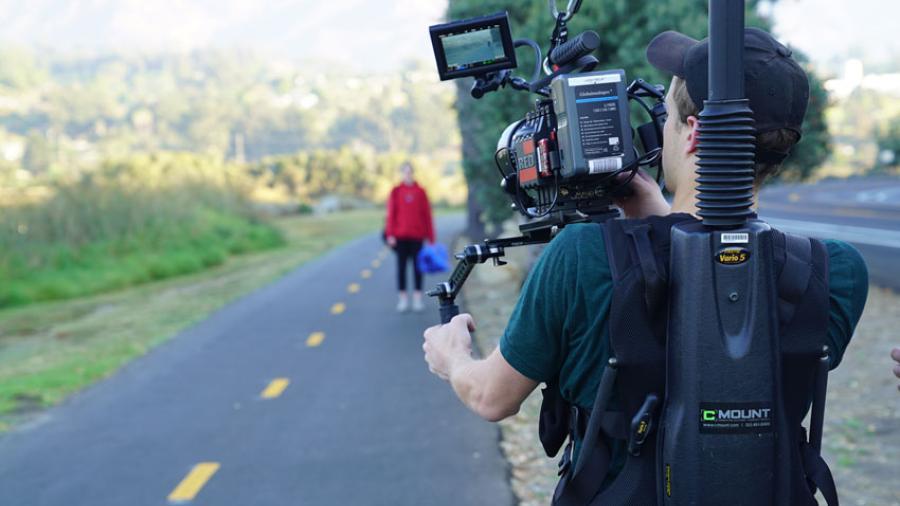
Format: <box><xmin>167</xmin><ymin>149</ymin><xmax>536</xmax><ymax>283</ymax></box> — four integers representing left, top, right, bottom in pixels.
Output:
<box><xmin>696</xmin><ymin>0</ymin><xmax>756</xmax><ymax>229</ymax></box>
<box><xmin>695</xmin><ymin>100</ymin><xmax>756</xmax><ymax>227</ymax></box>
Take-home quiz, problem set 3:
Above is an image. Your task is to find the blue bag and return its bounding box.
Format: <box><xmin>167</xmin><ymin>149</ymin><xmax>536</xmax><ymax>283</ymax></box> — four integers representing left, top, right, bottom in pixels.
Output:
<box><xmin>416</xmin><ymin>243</ymin><xmax>450</xmax><ymax>274</ymax></box>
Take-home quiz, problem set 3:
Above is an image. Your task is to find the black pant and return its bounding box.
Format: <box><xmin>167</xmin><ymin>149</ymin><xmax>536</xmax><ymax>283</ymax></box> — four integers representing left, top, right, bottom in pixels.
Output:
<box><xmin>395</xmin><ymin>239</ymin><xmax>423</xmax><ymax>291</ymax></box>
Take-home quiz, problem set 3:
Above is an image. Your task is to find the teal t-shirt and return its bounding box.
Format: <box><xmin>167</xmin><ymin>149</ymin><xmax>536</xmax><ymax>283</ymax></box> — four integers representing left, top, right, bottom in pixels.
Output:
<box><xmin>499</xmin><ymin>222</ymin><xmax>869</xmax><ymax>468</ymax></box>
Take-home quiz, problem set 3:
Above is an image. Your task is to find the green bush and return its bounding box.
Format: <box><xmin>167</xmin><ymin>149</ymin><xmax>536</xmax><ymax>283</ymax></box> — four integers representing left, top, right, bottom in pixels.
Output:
<box><xmin>0</xmin><ymin>153</ymin><xmax>284</xmax><ymax>307</ymax></box>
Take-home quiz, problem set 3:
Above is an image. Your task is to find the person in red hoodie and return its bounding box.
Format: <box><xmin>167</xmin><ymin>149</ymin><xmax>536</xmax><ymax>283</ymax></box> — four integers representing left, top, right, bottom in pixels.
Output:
<box><xmin>385</xmin><ymin>162</ymin><xmax>435</xmax><ymax>312</ymax></box>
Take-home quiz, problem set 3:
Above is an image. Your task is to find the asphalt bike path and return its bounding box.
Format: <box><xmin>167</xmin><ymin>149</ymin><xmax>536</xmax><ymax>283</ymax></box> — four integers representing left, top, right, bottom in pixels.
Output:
<box><xmin>759</xmin><ymin>177</ymin><xmax>900</xmax><ymax>290</ymax></box>
<box><xmin>0</xmin><ymin>215</ymin><xmax>514</xmax><ymax>506</ymax></box>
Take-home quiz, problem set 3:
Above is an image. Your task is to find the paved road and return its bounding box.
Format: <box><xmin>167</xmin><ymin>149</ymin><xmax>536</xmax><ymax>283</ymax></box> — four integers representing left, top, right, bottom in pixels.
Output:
<box><xmin>759</xmin><ymin>176</ymin><xmax>900</xmax><ymax>291</ymax></box>
<box><xmin>0</xmin><ymin>216</ymin><xmax>514</xmax><ymax>506</ymax></box>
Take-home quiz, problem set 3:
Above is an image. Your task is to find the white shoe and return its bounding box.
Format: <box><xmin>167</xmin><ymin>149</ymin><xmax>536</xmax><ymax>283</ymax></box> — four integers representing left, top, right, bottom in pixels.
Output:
<box><xmin>396</xmin><ymin>297</ymin><xmax>409</xmax><ymax>312</ymax></box>
<box><xmin>412</xmin><ymin>297</ymin><xmax>425</xmax><ymax>312</ymax></box>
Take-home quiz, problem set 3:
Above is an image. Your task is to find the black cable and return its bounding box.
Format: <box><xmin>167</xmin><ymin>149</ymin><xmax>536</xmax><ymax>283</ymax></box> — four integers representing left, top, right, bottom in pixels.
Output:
<box><xmin>617</xmin><ymin>166</ymin><xmax>639</xmax><ymax>187</ymax></box>
<box><xmin>626</xmin><ymin>92</ymin><xmax>665</xmax><ymax>183</ymax></box>
<box><xmin>638</xmin><ymin>148</ymin><xmax>662</xmax><ymax>166</ymax></box>
<box><xmin>629</xmin><ymin>94</ymin><xmax>655</xmax><ymax>117</ymax></box>
<box><xmin>514</xmin><ymin>39</ymin><xmax>543</xmax><ymax>83</ymax></box>
<box><xmin>528</xmin><ymin>169</ymin><xmax>561</xmax><ymax>218</ymax></box>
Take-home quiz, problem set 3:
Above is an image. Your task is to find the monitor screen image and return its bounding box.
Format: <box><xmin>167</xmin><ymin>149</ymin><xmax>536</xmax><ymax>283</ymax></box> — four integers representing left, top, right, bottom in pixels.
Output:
<box><xmin>441</xmin><ymin>25</ymin><xmax>507</xmax><ymax>72</ymax></box>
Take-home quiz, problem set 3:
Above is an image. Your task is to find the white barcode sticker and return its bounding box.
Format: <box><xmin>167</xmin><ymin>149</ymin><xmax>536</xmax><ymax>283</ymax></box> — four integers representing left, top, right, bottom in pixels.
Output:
<box><xmin>721</xmin><ymin>233</ymin><xmax>749</xmax><ymax>244</ymax></box>
<box><xmin>587</xmin><ymin>157</ymin><xmax>622</xmax><ymax>174</ymax></box>
<box><xmin>568</xmin><ymin>73</ymin><xmax>622</xmax><ymax>86</ymax></box>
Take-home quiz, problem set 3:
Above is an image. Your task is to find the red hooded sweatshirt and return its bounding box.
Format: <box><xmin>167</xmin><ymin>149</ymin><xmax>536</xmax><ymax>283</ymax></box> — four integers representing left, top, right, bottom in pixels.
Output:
<box><xmin>385</xmin><ymin>182</ymin><xmax>435</xmax><ymax>243</ymax></box>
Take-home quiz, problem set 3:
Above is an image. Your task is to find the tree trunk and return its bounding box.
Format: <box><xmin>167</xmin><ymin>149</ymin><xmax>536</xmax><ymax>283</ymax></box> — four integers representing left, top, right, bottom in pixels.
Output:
<box><xmin>465</xmin><ymin>188</ymin><xmax>486</xmax><ymax>240</ymax></box>
<box><xmin>456</xmin><ymin>80</ymin><xmax>488</xmax><ymax>240</ymax></box>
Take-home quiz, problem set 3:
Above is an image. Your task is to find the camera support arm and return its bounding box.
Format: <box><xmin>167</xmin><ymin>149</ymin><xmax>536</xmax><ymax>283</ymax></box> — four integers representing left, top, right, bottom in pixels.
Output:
<box><xmin>429</xmin><ymin>208</ymin><xmax>594</xmax><ymax>324</ymax></box>
<box><xmin>427</xmin><ymin>230</ymin><xmax>559</xmax><ymax>324</ymax></box>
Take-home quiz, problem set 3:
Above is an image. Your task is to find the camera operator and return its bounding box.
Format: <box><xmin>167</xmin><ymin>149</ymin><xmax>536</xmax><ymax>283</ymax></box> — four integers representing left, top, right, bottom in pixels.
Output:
<box><xmin>423</xmin><ymin>27</ymin><xmax>869</xmax><ymax>492</ymax></box>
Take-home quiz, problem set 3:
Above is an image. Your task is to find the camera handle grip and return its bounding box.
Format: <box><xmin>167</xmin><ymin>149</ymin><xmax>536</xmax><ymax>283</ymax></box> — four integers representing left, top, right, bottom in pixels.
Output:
<box><xmin>439</xmin><ymin>302</ymin><xmax>460</xmax><ymax>325</ymax></box>
<box><xmin>549</xmin><ymin>30</ymin><xmax>600</xmax><ymax>67</ymax></box>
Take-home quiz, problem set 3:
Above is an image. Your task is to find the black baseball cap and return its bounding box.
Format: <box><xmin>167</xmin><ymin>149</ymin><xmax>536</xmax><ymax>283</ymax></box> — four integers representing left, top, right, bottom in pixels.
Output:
<box><xmin>646</xmin><ymin>27</ymin><xmax>809</xmax><ymax>162</ymax></box>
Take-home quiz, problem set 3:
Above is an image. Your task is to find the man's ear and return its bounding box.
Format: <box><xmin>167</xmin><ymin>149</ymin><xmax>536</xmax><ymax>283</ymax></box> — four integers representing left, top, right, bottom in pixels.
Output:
<box><xmin>685</xmin><ymin>115</ymin><xmax>700</xmax><ymax>154</ymax></box>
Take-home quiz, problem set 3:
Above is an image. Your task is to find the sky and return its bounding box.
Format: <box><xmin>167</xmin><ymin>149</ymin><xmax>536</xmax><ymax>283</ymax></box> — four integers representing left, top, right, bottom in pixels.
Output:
<box><xmin>0</xmin><ymin>0</ymin><xmax>448</xmax><ymax>70</ymax></box>
<box><xmin>768</xmin><ymin>0</ymin><xmax>900</xmax><ymax>72</ymax></box>
<box><xmin>0</xmin><ymin>0</ymin><xmax>895</xmax><ymax>74</ymax></box>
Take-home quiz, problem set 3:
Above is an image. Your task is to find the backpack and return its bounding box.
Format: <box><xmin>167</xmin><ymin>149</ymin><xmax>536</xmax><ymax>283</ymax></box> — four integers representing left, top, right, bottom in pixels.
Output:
<box><xmin>541</xmin><ymin>214</ymin><xmax>838</xmax><ymax>506</ymax></box>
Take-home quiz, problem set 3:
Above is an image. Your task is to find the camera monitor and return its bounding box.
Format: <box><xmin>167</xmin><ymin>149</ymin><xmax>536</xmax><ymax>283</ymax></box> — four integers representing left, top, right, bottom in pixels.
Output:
<box><xmin>430</xmin><ymin>12</ymin><xmax>517</xmax><ymax>81</ymax></box>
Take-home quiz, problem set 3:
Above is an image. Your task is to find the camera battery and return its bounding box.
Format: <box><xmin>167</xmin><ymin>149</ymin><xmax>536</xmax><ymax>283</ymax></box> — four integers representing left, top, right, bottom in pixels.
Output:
<box><xmin>550</xmin><ymin>70</ymin><xmax>635</xmax><ymax>179</ymax></box>
<box><xmin>512</xmin><ymin>102</ymin><xmax>554</xmax><ymax>189</ymax></box>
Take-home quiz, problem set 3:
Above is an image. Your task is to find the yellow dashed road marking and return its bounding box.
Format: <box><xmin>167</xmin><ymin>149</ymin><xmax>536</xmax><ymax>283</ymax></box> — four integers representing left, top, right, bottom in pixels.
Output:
<box><xmin>361</xmin><ymin>269</ymin><xmax>372</xmax><ymax>279</ymax></box>
<box><xmin>371</xmin><ymin>259</ymin><xmax>381</xmax><ymax>268</ymax></box>
<box><xmin>168</xmin><ymin>462</ymin><xmax>220</xmax><ymax>502</ymax></box>
<box><xmin>331</xmin><ymin>302</ymin><xmax>346</xmax><ymax>315</ymax></box>
<box><xmin>348</xmin><ymin>283</ymin><xmax>360</xmax><ymax>294</ymax></box>
<box><xmin>788</xmin><ymin>192</ymin><xmax>801</xmax><ymax>202</ymax></box>
<box><xmin>307</xmin><ymin>331</ymin><xmax>325</xmax><ymax>347</ymax></box>
<box><xmin>260</xmin><ymin>378</ymin><xmax>290</xmax><ymax>399</ymax></box>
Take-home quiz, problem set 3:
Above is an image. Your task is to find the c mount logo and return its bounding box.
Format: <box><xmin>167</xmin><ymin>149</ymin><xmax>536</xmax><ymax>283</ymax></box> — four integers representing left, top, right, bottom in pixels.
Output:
<box><xmin>699</xmin><ymin>402</ymin><xmax>774</xmax><ymax>434</ymax></box>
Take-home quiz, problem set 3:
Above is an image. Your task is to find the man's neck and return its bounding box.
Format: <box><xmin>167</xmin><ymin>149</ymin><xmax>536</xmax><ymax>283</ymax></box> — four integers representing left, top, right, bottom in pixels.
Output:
<box><xmin>670</xmin><ymin>188</ymin><xmax>698</xmax><ymax>216</ymax></box>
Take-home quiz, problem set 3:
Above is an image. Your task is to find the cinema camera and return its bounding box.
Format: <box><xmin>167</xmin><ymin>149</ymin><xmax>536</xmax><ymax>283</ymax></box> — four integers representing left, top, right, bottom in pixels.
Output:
<box><xmin>427</xmin><ymin>2</ymin><xmax>669</xmax><ymax>323</ymax></box>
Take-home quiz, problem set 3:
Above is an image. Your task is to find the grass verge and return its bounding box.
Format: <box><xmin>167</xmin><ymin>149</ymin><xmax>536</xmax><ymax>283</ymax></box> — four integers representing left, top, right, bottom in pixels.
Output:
<box><xmin>0</xmin><ymin>209</ymin><xmax>385</xmax><ymax>431</ymax></box>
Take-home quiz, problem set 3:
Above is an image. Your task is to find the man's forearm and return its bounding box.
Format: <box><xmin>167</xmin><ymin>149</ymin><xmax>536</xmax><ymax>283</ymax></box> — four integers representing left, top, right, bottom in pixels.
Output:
<box><xmin>423</xmin><ymin>317</ymin><xmax>536</xmax><ymax>422</ymax></box>
<box><xmin>447</xmin><ymin>356</ymin><xmax>485</xmax><ymax>414</ymax></box>
<box><xmin>448</xmin><ymin>353</ymin><xmax>519</xmax><ymax>422</ymax></box>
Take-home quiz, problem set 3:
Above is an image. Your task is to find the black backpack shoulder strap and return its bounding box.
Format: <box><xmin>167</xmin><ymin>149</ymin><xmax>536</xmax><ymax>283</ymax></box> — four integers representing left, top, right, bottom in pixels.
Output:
<box><xmin>552</xmin><ymin>362</ymin><xmax>619</xmax><ymax>506</ymax></box>
<box><xmin>602</xmin><ymin>218</ymin><xmax>634</xmax><ymax>282</ymax></box>
<box><xmin>625</xmin><ymin>224</ymin><xmax>665</xmax><ymax>316</ymax></box>
<box><xmin>776</xmin><ymin>231</ymin><xmax>813</xmax><ymax>328</ymax></box>
<box><xmin>775</xmin><ymin>231</ymin><xmax>838</xmax><ymax>505</ymax></box>
<box><xmin>801</xmin><ymin>442</ymin><xmax>839</xmax><ymax>506</ymax></box>
<box><xmin>603</xmin><ymin>216</ymin><xmax>684</xmax><ymax>318</ymax></box>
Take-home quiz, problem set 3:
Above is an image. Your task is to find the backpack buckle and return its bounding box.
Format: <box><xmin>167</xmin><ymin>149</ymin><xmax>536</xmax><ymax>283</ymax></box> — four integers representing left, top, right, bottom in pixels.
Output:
<box><xmin>557</xmin><ymin>438</ymin><xmax>574</xmax><ymax>476</ymax></box>
<box><xmin>627</xmin><ymin>393</ymin><xmax>659</xmax><ymax>456</ymax></box>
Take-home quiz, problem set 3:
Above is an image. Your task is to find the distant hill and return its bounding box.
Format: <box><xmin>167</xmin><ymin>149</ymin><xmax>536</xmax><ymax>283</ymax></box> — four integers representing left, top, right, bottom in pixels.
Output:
<box><xmin>0</xmin><ymin>47</ymin><xmax>459</xmax><ymax>174</ymax></box>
